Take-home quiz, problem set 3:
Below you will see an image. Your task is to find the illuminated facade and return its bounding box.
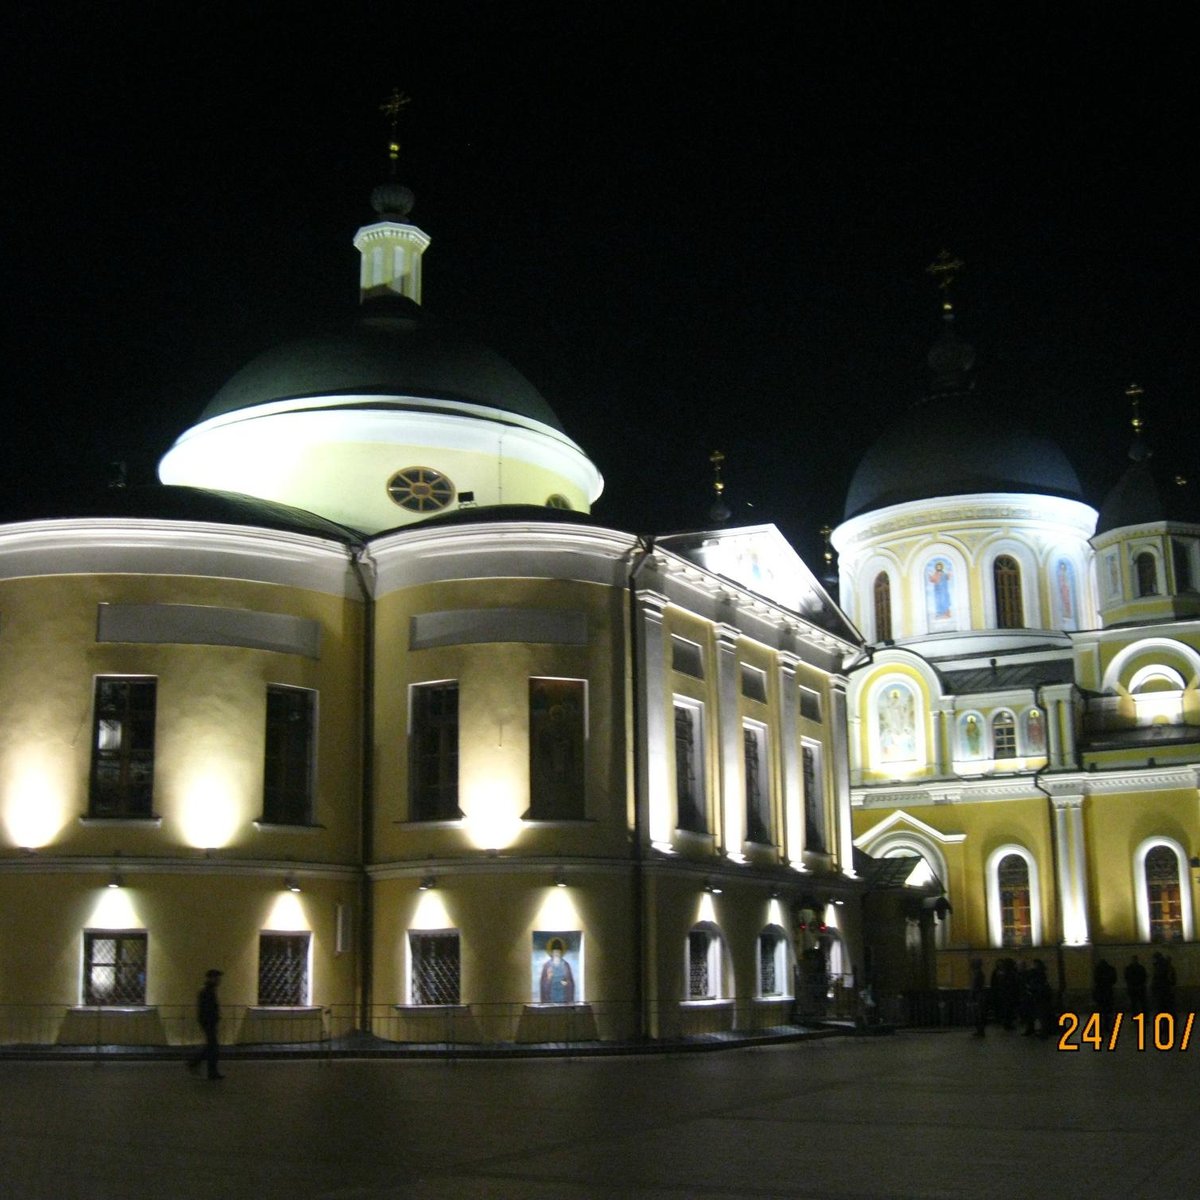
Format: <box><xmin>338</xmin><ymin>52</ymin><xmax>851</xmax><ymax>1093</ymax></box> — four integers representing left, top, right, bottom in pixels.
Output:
<box><xmin>835</xmin><ymin>305</ymin><xmax>1200</xmax><ymax>1001</ymax></box>
<box><xmin>0</xmin><ymin>180</ymin><xmax>864</xmax><ymax>1046</ymax></box>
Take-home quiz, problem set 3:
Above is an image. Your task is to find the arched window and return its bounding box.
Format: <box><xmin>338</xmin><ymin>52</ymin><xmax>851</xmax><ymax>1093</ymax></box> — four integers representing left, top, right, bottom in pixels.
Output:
<box><xmin>997</xmin><ymin>854</ymin><xmax>1032</xmax><ymax>947</ymax></box>
<box><xmin>1136</xmin><ymin>551</ymin><xmax>1159</xmax><ymax>597</ymax></box>
<box><xmin>992</xmin><ymin>711</ymin><xmax>1017</xmax><ymax>758</ymax></box>
<box><xmin>1145</xmin><ymin>845</ymin><xmax>1184</xmax><ymax>942</ymax></box>
<box><xmin>873</xmin><ymin>572</ymin><xmax>893</xmax><ymax>642</ymax></box>
<box><xmin>686</xmin><ymin>924</ymin><xmax>723</xmax><ymax>1000</ymax></box>
<box><xmin>758</xmin><ymin>926</ymin><xmax>790</xmax><ymax>998</ymax></box>
<box><xmin>993</xmin><ymin>555</ymin><xmax>1024</xmax><ymax>628</ymax></box>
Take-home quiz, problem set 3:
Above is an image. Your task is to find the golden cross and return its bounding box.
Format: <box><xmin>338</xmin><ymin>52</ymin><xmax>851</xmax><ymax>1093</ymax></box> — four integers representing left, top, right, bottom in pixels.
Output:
<box><xmin>926</xmin><ymin>250</ymin><xmax>964</xmax><ymax>312</ymax></box>
<box><xmin>379</xmin><ymin>88</ymin><xmax>411</xmax><ymax>162</ymax></box>
<box><xmin>709</xmin><ymin>450</ymin><xmax>726</xmax><ymax>498</ymax></box>
<box><xmin>1126</xmin><ymin>382</ymin><xmax>1144</xmax><ymax>434</ymax></box>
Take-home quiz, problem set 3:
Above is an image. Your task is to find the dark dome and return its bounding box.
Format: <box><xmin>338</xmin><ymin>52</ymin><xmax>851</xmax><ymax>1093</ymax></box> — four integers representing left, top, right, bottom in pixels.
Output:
<box><xmin>844</xmin><ymin>398</ymin><xmax>1084</xmax><ymax>520</ymax></box>
<box><xmin>0</xmin><ymin>484</ymin><xmax>363</xmax><ymax>543</ymax></box>
<box><xmin>201</xmin><ymin>297</ymin><xmax>564</xmax><ymax>433</ymax></box>
<box><xmin>1096</xmin><ymin>459</ymin><xmax>1200</xmax><ymax>535</ymax></box>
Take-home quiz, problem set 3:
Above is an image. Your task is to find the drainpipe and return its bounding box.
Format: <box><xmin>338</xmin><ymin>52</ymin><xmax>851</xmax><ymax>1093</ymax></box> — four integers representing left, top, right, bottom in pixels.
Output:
<box><xmin>1032</xmin><ymin>692</ymin><xmax>1068</xmax><ymax>1006</ymax></box>
<box><xmin>349</xmin><ymin>544</ymin><xmax>376</xmax><ymax>1032</ymax></box>
<box><xmin>627</xmin><ymin>534</ymin><xmax>656</xmax><ymax>1042</ymax></box>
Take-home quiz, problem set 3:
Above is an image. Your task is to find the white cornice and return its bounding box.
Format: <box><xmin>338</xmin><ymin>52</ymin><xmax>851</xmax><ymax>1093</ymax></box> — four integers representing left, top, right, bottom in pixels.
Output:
<box><xmin>0</xmin><ymin>520</ymin><xmax>359</xmax><ymax>597</ymax></box>
<box><xmin>0</xmin><ymin>855</ymin><xmax>361</xmax><ymax>880</ymax></box>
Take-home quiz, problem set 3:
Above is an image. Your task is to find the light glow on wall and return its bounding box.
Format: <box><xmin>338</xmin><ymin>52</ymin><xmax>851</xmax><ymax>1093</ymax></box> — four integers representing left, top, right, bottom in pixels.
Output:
<box><xmin>88</xmin><ymin>885</ymin><xmax>142</xmax><ymax>930</ymax></box>
<box><xmin>264</xmin><ymin>891</ymin><xmax>309</xmax><ymax>931</ymax></box>
<box><xmin>411</xmin><ymin>888</ymin><xmax>451</xmax><ymax>930</ymax></box>
<box><xmin>464</xmin><ymin>780</ymin><xmax>523</xmax><ymax>851</ymax></box>
<box><xmin>3</xmin><ymin>754</ymin><xmax>73</xmax><ymax>848</ymax></box>
<box><xmin>177</xmin><ymin>773</ymin><xmax>243</xmax><ymax>849</ymax></box>
<box><xmin>533</xmin><ymin>885</ymin><xmax>579</xmax><ymax>929</ymax></box>
<box><xmin>696</xmin><ymin>891</ymin><xmax>717</xmax><ymax>925</ymax></box>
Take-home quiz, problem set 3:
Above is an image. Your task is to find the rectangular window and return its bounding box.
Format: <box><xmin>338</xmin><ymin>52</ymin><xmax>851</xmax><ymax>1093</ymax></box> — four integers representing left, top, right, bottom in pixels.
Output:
<box><xmin>410</xmin><ymin>682</ymin><xmax>460</xmax><ymax>821</ymax></box>
<box><xmin>671</xmin><ymin>636</ymin><xmax>704</xmax><ymax>679</ymax></box>
<box><xmin>257</xmin><ymin>933</ymin><xmax>310</xmax><ymax>1006</ymax></box>
<box><xmin>798</xmin><ymin>686</ymin><xmax>822</xmax><ymax>723</ymax></box>
<box><xmin>802</xmin><ymin>740</ymin><xmax>827</xmax><ymax>853</ymax></box>
<box><xmin>740</xmin><ymin>664</ymin><xmax>767</xmax><ymax>703</ymax></box>
<box><xmin>409</xmin><ymin>931</ymin><xmax>461</xmax><ymax>1005</ymax></box>
<box><xmin>83</xmin><ymin>931</ymin><xmax>147</xmax><ymax>1006</ymax></box>
<box><xmin>89</xmin><ymin>677</ymin><xmax>156</xmax><ymax>818</ymax></box>
<box><xmin>1172</xmin><ymin>539</ymin><xmax>1195</xmax><ymax>592</ymax></box>
<box><xmin>673</xmin><ymin>701</ymin><xmax>707</xmax><ymax>833</ymax></box>
<box><xmin>262</xmin><ymin>685</ymin><xmax>315</xmax><ymax>825</ymax></box>
<box><xmin>743</xmin><ymin>722</ymin><xmax>771</xmax><ymax>844</ymax></box>
<box><xmin>528</xmin><ymin>678</ymin><xmax>586</xmax><ymax>819</ymax></box>
<box><xmin>759</xmin><ymin>929</ymin><xmax>786</xmax><ymax>997</ymax></box>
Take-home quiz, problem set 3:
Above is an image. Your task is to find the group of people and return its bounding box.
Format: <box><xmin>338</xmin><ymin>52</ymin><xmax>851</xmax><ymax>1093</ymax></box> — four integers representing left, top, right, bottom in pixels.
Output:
<box><xmin>968</xmin><ymin>951</ymin><xmax>1180</xmax><ymax>1039</ymax></box>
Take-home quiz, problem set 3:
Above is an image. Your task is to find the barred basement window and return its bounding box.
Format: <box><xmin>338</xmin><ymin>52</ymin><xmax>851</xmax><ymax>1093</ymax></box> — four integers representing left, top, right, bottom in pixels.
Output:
<box><xmin>1146</xmin><ymin>845</ymin><xmax>1184</xmax><ymax>942</ymax></box>
<box><xmin>687</xmin><ymin>927</ymin><xmax>719</xmax><ymax>1000</ymax></box>
<box><xmin>410</xmin><ymin>682</ymin><xmax>461</xmax><ymax>821</ymax></box>
<box><xmin>758</xmin><ymin>927</ymin><xmax>788</xmax><ymax>997</ymax></box>
<box><xmin>262</xmin><ymin>685</ymin><xmax>315</xmax><ymax>825</ymax></box>
<box><xmin>83</xmin><ymin>931</ymin><xmax>147</xmax><ymax>1006</ymax></box>
<box><xmin>674</xmin><ymin>702</ymin><xmax>707</xmax><ymax>834</ymax></box>
<box><xmin>409</xmin><ymin>931</ymin><xmax>461</xmax><ymax>1005</ymax></box>
<box><xmin>998</xmin><ymin>854</ymin><xmax>1032</xmax><ymax>948</ymax></box>
<box><xmin>89</xmin><ymin>676</ymin><xmax>156</xmax><ymax>818</ymax></box>
<box><xmin>258</xmin><ymin>933</ymin><xmax>310</xmax><ymax>1006</ymax></box>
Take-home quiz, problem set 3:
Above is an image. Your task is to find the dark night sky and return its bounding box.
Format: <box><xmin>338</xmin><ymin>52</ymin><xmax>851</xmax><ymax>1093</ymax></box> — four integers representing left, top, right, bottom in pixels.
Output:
<box><xmin>4</xmin><ymin>4</ymin><xmax>1195</xmax><ymax>567</ymax></box>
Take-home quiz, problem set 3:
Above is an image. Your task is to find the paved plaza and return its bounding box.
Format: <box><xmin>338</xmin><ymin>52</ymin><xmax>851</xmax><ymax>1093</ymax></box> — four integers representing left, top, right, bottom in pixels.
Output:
<box><xmin>1</xmin><ymin>1029</ymin><xmax>1196</xmax><ymax>1199</ymax></box>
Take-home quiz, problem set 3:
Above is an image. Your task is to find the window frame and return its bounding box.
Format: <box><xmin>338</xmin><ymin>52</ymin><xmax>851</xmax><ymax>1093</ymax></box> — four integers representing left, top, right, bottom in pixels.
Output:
<box><xmin>992</xmin><ymin>710</ymin><xmax>1018</xmax><ymax>759</ymax></box>
<box><xmin>801</xmin><ymin>738</ymin><xmax>827</xmax><ymax>853</ymax></box>
<box><xmin>757</xmin><ymin>925</ymin><xmax>791</xmax><ymax>999</ymax></box>
<box><xmin>261</xmin><ymin>684</ymin><xmax>317</xmax><ymax>826</ymax></box>
<box><xmin>872</xmin><ymin>570</ymin><xmax>893</xmax><ymax>643</ymax></box>
<box><xmin>89</xmin><ymin>675</ymin><xmax>157</xmax><ymax>819</ymax></box>
<box><xmin>685</xmin><ymin>924</ymin><xmax>723</xmax><ymax>1001</ymax></box>
<box><xmin>993</xmin><ymin>554</ymin><xmax>1025</xmax><ymax>629</ymax></box>
<box><xmin>408</xmin><ymin>680</ymin><xmax>462</xmax><ymax>822</ymax></box>
<box><xmin>257</xmin><ymin>931</ymin><xmax>312</xmax><ymax>1007</ymax></box>
<box><xmin>742</xmin><ymin>719</ymin><xmax>772</xmax><ymax>846</ymax></box>
<box><xmin>527</xmin><ymin>677</ymin><xmax>588</xmax><ymax>821</ymax></box>
<box><xmin>986</xmin><ymin>844</ymin><xmax>1042</xmax><ymax>949</ymax></box>
<box><xmin>673</xmin><ymin>698</ymin><xmax>708</xmax><ymax>835</ymax></box>
<box><xmin>1134</xmin><ymin>837</ymin><xmax>1194</xmax><ymax>943</ymax></box>
<box><xmin>82</xmin><ymin>930</ymin><xmax>148</xmax><ymax>1007</ymax></box>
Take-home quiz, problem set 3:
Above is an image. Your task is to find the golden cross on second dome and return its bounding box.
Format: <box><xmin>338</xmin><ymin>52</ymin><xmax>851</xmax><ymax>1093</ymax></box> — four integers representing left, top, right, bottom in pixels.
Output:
<box><xmin>1126</xmin><ymin>382</ymin><xmax>1145</xmax><ymax>434</ymax></box>
<box><xmin>379</xmin><ymin>88</ymin><xmax>411</xmax><ymax>165</ymax></box>
<box><xmin>926</xmin><ymin>250</ymin><xmax>965</xmax><ymax>312</ymax></box>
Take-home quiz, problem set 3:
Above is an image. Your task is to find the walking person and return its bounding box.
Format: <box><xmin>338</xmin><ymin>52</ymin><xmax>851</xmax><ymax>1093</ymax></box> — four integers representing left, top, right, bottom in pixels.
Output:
<box><xmin>969</xmin><ymin>958</ymin><xmax>988</xmax><ymax>1037</ymax></box>
<box><xmin>1124</xmin><ymin>954</ymin><xmax>1148</xmax><ymax>1017</ymax></box>
<box><xmin>187</xmin><ymin>968</ymin><xmax>224</xmax><ymax>1080</ymax></box>
<box><xmin>1150</xmin><ymin>952</ymin><xmax>1177</xmax><ymax>1019</ymax></box>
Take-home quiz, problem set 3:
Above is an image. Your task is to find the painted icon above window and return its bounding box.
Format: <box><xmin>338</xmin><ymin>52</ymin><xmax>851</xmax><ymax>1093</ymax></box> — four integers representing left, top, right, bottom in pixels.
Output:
<box><xmin>387</xmin><ymin>466</ymin><xmax>455</xmax><ymax>513</ymax></box>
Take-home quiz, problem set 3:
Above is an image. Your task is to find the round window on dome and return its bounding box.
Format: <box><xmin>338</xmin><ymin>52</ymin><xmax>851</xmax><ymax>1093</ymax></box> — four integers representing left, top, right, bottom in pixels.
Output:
<box><xmin>387</xmin><ymin>467</ymin><xmax>456</xmax><ymax>513</ymax></box>
<box><xmin>546</xmin><ymin>494</ymin><xmax>572</xmax><ymax>510</ymax></box>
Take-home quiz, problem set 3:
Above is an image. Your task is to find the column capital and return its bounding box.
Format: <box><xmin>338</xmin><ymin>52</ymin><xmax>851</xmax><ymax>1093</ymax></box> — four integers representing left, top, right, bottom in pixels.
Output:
<box><xmin>637</xmin><ymin>589</ymin><xmax>670</xmax><ymax>622</ymax></box>
<box><xmin>713</xmin><ymin>622</ymin><xmax>741</xmax><ymax>653</ymax></box>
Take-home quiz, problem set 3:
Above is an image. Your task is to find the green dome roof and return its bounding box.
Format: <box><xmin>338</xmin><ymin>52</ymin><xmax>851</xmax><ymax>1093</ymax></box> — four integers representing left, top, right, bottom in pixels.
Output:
<box><xmin>201</xmin><ymin>297</ymin><xmax>564</xmax><ymax>433</ymax></box>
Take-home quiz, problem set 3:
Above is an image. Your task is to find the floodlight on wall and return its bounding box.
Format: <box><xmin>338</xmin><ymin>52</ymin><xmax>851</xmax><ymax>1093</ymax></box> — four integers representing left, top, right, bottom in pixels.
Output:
<box><xmin>553</xmin><ymin>868</ymin><xmax>567</xmax><ymax>888</ymax></box>
<box><xmin>418</xmin><ymin>875</ymin><xmax>437</xmax><ymax>891</ymax></box>
<box><xmin>769</xmin><ymin>887</ymin><xmax>781</xmax><ymax>900</ymax></box>
<box><xmin>284</xmin><ymin>873</ymin><xmax>301</xmax><ymax>893</ymax></box>
<box><xmin>107</xmin><ymin>871</ymin><xmax>124</xmax><ymax>889</ymax></box>
<box><xmin>704</xmin><ymin>879</ymin><xmax>723</xmax><ymax>895</ymax></box>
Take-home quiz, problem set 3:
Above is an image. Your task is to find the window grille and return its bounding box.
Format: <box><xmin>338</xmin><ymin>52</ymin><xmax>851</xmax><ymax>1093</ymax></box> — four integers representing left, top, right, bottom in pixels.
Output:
<box><xmin>688</xmin><ymin>930</ymin><xmax>714</xmax><ymax>999</ymax></box>
<box><xmin>410</xmin><ymin>932</ymin><xmax>461</xmax><ymax>1005</ymax></box>
<box><xmin>263</xmin><ymin>685</ymin><xmax>315</xmax><ymax>824</ymax></box>
<box><xmin>1146</xmin><ymin>846</ymin><xmax>1183</xmax><ymax>942</ymax></box>
<box><xmin>802</xmin><ymin>742</ymin><xmax>826</xmax><ymax>852</ymax></box>
<box><xmin>873</xmin><ymin>572</ymin><xmax>892</xmax><ymax>642</ymax></box>
<box><xmin>90</xmin><ymin>677</ymin><xmax>156</xmax><ymax>817</ymax></box>
<box><xmin>674</xmin><ymin>703</ymin><xmax>707</xmax><ymax>833</ymax></box>
<box><xmin>759</xmin><ymin>930</ymin><xmax>785</xmax><ymax>997</ymax></box>
<box><xmin>743</xmin><ymin>725</ymin><xmax>771</xmax><ymax>844</ymax></box>
<box><xmin>258</xmin><ymin>933</ymin><xmax>309</xmax><ymax>1006</ymax></box>
<box><xmin>410</xmin><ymin>682</ymin><xmax>460</xmax><ymax>820</ymax></box>
<box><xmin>998</xmin><ymin>854</ymin><xmax>1032</xmax><ymax>947</ymax></box>
<box><xmin>993</xmin><ymin>711</ymin><xmax>1017</xmax><ymax>758</ymax></box>
<box><xmin>994</xmin><ymin>556</ymin><xmax>1024</xmax><ymax>628</ymax></box>
<box><xmin>84</xmin><ymin>932</ymin><xmax>147</xmax><ymax>1006</ymax></box>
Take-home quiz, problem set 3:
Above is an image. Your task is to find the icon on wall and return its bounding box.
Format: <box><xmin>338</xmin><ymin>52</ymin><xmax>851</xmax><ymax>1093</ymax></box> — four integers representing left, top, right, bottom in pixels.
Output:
<box><xmin>531</xmin><ymin>930</ymin><xmax>581</xmax><ymax>1004</ymax></box>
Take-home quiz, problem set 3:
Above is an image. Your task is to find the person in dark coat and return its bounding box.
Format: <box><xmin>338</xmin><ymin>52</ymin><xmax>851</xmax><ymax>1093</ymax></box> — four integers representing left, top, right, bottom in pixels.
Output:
<box><xmin>187</xmin><ymin>968</ymin><xmax>224</xmax><ymax>1080</ymax></box>
<box><xmin>1093</xmin><ymin>958</ymin><xmax>1118</xmax><ymax>1035</ymax></box>
<box><xmin>969</xmin><ymin>958</ymin><xmax>988</xmax><ymax>1037</ymax></box>
<box><xmin>1150</xmin><ymin>952</ymin><xmax>1177</xmax><ymax>1018</ymax></box>
<box><xmin>1124</xmin><ymin>955</ymin><xmax>1148</xmax><ymax>1017</ymax></box>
